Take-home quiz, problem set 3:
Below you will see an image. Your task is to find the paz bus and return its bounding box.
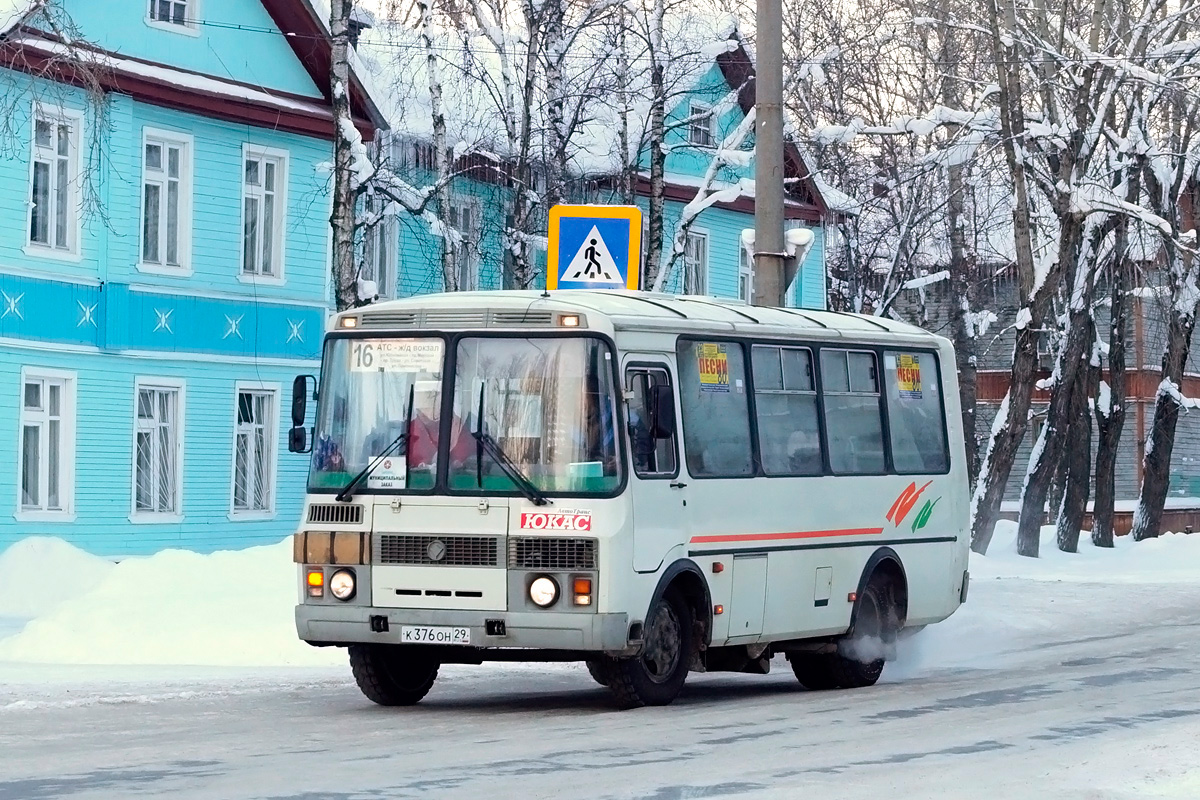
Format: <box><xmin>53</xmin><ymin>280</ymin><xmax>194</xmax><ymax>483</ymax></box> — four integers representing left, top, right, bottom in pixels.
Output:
<box><xmin>289</xmin><ymin>290</ymin><xmax>970</xmax><ymax>709</ymax></box>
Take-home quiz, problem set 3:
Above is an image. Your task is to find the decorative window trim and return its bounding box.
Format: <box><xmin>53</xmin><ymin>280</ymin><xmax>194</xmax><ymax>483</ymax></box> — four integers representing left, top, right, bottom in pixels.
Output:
<box><xmin>238</xmin><ymin>144</ymin><xmax>289</xmax><ymax>286</ymax></box>
<box><xmin>138</xmin><ymin>127</ymin><xmax>194</xmax><ymax>276</ymax></box>
<box><xmin>15</xmin><ymin>367</ymin><xmax>77</xmax><ymax>522</ymax></box>
<box><xmin>129</xmin><ymin>376</ymin><xmax>186</xmax><ymax>523</ymax></box>
<box><xmin>228</xmin><ymin>381</ymin><xmax>280</xmax><ymax>520</ymax></box>
<box><xmin>144</xmin><ymin>0</ymin><xmax>202</xmax><ymax>37</ymax></box>
<box><xmin>26</xmin><ymin>102</ymin><xmax>83</xmax><ymax>260</ymax></box>
<box><xmin>683</xmin><ymin>228</ymin><xmax>710</xmax><ymax>296</ymax></box>
<box><xmin>688</xmin><ymin>102</ymin><xmax>715</xmax><ymax>148</ymax></box>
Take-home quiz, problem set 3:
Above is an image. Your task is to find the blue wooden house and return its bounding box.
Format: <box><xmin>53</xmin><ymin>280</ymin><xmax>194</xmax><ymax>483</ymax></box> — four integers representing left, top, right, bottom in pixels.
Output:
<box><xmin>370</xmin><ymin>39</ymin><xmax>836</xmax><ymax>306</ymax></box>
<box><xmin>0</xmin><ymin>0</ymin><xmax>385</xmax><ymax>556</ymax></box>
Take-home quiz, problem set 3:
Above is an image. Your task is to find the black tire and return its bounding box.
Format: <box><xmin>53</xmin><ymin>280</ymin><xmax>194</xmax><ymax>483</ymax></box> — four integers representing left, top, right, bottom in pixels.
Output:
<box><xmin>349</xmin><ymin>644</ymin><xmax>439</xmax><ymax>706</ymax></box>
<box><xmin>585</xmin><ymin>659</ymin><xmax>609</xmax><ymax>687</ymax></box>
<box><xmin>827</xmin><ymin>578</ymin><xmax>899</xmax><ymax>689</ymax></box>
<box><xmin>602</xmin><ymin>589</ymin><xmax>693</xmax><ymax>709</ymax></box>
<box><xmin>788</xmin><ymin>653</ymin><xmax>840</xmax><ymax>690</ymax></box>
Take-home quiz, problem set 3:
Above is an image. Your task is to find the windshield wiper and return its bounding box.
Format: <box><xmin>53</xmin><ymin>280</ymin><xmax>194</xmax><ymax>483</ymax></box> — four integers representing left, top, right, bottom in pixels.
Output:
<box><xmin>336</xmin><ymin>385</ymin><xmax>414</xmax><ymax>502</ymax></box>
<box><xmin>472</xmin><ymin>384</ymin><xmax>550</xmax><ymax>506</ymax></box>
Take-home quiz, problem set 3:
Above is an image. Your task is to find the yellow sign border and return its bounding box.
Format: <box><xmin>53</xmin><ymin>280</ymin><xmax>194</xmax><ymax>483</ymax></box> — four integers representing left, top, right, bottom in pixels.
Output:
<box><xmin>546</xmin><ymin>204</ymin><xmax>642</xmax><ymax>291</ymax></box>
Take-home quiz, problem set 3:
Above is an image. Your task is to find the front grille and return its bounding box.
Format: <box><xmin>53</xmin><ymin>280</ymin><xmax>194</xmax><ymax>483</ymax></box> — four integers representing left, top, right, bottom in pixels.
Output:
<box><xmin>489</xmin><ymin>310</ymin><xmax>554</xmax><ymax>327</ymax></box>
<box><xmin>377</xmin><ymin>534</ymin><xmax>500</xmax><ymax>567</ymax></box>
<box><xmin>508</xmin><ymin>537</ymin><xmax>597</xmax><ymax>570</ymax></box>
<box><xmin>307</xmin><ymin>503</ymin><xmax>364</xmax><ymax>525</ymax></box>
<box><xmin>359</xmin><ymin>311</ymin><xmax>418</xmax><ymax>329</ymax></box>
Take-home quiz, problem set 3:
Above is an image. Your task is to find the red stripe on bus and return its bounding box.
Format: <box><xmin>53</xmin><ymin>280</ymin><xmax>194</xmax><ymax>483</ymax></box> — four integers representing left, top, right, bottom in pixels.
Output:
<box><xmin>689</xmin><ymin>527</ymin><xmax>885</xmax><ymax>544</ymax></box>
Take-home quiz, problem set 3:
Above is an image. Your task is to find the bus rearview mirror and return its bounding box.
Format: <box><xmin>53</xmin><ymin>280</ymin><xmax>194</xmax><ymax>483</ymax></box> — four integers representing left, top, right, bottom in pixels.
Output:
<box><xmin>649</xmin><ymin>384</ymin><xmax>676</xmax><ymax>439</ymax></box>
<box><xmin>288</xmin><ymin>426</ymin><xmax>309</xmax><ymax>454</ymax></box>
<box><xmin>291</xmin><ymin>375</ymin><xmax>310</xmax><ymax>427</ymax></box>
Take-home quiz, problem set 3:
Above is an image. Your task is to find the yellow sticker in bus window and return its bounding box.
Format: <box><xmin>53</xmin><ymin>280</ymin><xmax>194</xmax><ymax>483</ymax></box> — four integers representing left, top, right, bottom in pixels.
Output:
<box><xmin>896</xmin><ymin>353</ymin><xmax>922</xmax><ymax>399</ymax></box>
<box><xmin>697</xmin><ymin>343</ymin><xmax>730</xmax><ymax>393</ymax></box>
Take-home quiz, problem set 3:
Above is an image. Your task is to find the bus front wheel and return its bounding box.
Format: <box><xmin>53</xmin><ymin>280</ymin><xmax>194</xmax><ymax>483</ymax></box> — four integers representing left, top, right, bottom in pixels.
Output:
<box><xmin>601</xmin><ymin>589</ymin><xmax>693</xmax><ymax>709</ymax></box>
<box><xmin>349</xmin><ymin>644</ymin><xmax>440</xmax><ymax>706</ymax></box>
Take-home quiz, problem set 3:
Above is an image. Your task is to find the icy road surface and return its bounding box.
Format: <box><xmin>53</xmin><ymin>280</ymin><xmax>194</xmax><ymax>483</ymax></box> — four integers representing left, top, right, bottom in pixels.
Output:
<box><xmin>3</xmin><ymin>577</ymin><xmax>1199</xmax><ymax>800</ymax></box>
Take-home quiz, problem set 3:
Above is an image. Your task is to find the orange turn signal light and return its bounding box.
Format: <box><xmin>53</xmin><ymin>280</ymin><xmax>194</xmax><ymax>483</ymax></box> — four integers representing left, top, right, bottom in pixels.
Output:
<box><xmin>714</xmin><ymin>604</ymin><xmax>724</xmax><ymax>615</ymax></box>
<box><xmin>307</xmin><ymin>570</ymin><xmax>324</xmax><ymax>587</ymax></box>
<box><xmin>573</xmin><ymin>577</ymin><xmax>592</xmax><ymax>595</ymax></box>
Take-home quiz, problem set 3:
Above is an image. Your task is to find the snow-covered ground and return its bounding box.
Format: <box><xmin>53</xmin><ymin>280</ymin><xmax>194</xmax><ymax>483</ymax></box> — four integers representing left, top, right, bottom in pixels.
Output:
<box><xmin>2</xmin><ymin>526</ymin><xmax>1198</xmax><ymax>799</ymax></box>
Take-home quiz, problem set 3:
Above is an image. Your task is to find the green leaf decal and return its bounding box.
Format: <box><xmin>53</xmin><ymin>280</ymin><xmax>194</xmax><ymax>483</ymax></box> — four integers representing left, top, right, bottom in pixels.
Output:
<box><xmin>911</xmin><ymin>497</ymin><xmax>941</xmax><ymax>532</ymax></box>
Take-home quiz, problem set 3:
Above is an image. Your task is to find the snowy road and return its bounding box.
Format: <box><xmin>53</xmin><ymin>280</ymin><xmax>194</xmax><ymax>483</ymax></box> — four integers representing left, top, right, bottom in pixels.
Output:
<box><xmin>3</xmin><ymin>577</ymin><xmax>1200</xmax><ymax>800</ymax></box>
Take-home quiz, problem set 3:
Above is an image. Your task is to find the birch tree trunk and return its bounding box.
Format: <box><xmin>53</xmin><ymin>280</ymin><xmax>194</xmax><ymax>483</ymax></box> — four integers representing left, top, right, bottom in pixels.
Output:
<box><xmin>971</xmin><ymin>0</ymin><xmax>1055</xmax><ymax>555</ymax></box>
<box><xmin>418</xmin><ymin>0</ymin><xmax>456</xmax><ymax>291</ymax></box>
<box><xmin>329</xmin><ymin>0</ymin><xmax>359</xmax><ymax>312</ymax></box>
<box><xmin>641</xmin><ymin>0</ymin><xmax>666</xmax><ymax>290</ymax></box>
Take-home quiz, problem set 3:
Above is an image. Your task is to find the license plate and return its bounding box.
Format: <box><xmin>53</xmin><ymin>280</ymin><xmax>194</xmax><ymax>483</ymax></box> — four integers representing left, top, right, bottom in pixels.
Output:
<box><xmin>400</xmin><ymin>625</ymin><xmax>471</xmax><ymax>645</ymax></box>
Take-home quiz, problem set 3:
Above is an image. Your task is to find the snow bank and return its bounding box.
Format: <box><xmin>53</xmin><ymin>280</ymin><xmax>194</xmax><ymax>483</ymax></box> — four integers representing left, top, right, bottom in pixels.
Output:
<box><xmin>0</xmin><ymin>537</ymin><xmax>114</xmax><ymax>620</ymax></box>
<box><xmin>977</xmin><ymin>520</ymin><xmax>1200</xmax><ymax>584</ymax></box>
<box><xmin>0</xmin><ymin>540</ymin><xmax>340</xmax><ymax>668</ymax></box>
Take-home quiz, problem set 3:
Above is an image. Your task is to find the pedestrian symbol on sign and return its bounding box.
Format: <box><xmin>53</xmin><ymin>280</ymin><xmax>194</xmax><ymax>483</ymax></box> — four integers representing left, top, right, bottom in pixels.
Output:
<box><xmin>562</xmin><ymin>226</ymin><xmax>620</xmax><ymax>283</ymax></box>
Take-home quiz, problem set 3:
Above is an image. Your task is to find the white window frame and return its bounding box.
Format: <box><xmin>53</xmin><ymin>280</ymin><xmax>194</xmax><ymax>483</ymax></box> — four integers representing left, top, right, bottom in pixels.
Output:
<box><xmin>688</xmin><ymin>102</ymin><xmax>714</xmax><ymax>148</ymax></box>
<box><xmin>449</xmin><ymin>197</ymin><xmax>480</xmax><ymax>291</ymax></box>
<box><xmin>138</xmin><ymin>128</ymin><xmax>194</xmax><ymax>276</ymax></box>
<box><xmin>683</xmin><ymin>229</ymin><xmax>709</xmax><ymax>295</ymax></box>
<box><xmin>16</xmin><ymin>367</ymin><xmax>77</xmax><ymax>522</ymax></box>
<box><xmin>229</xmin><ymin>381</ymin><xmax>279</xmax><ymax>520</ymax></box>
<box><xmin>25</xmin><ymin>103</ymin><xmax>83</xmax><ymax>261</ymax></box>
<box><xmin>738</xmin><ymin>242</ymin><xmax>754</xmax><ymax>303</ymax></box>
<box><xmin>130</xmin><ymin>377</ymin><xmax>186</xmax><ymax>523</ymax></box>
<box><xmin>239</xmin><ymin>144</ymin><xmax>288</xmax><ymax>285</ymax></box>
<box><xmin>360</xmin><ymin>195</ymin><xmax>396</xmax><ymax>300</ymax></box>
<box><xmin>145</xmin><ymin>0</ymin><xmax>201</xmax><ymax>37</ymax></box>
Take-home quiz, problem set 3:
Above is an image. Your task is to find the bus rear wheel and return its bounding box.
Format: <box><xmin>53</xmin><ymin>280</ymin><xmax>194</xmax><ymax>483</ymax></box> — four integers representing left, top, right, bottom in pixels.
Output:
<box><xmin>601</xmin><ymin>589</ymin><xmax>693</xmax><ymax>709</ymax></box>
<box><xmin>585</xmin><ymin>659</ymin><xmax>609</xmax><ymax>687</ymax></box>
<box><xmin>790</xmin><ymin>577</ymin><xmax>899</xmax><ymax>690</ymax></box>
<box><xmin>349</xmin><ymin>644</ymin><xmax>440</xmax><ymax>706</ymax></box>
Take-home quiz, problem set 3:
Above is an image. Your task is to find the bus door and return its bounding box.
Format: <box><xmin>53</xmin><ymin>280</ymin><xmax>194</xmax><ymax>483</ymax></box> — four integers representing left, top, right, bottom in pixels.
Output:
<box><xmin>622</xmin><ymin>358</ymin><xmax>687</xmax><ymax>573</ymax></box>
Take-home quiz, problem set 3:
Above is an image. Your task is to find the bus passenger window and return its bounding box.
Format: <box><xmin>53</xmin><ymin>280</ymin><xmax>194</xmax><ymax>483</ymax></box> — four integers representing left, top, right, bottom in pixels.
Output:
<box><xmin>675</xmin><ymin>340</ymin><xmax>753</xmax><ymax>478</ymax></box>
<box><xmin>884</xmin><ymin>351</ymin><xmax>949</xmax><ymax>473</ymax></box>
<box><xmin>752</xmin><ymin>345</ymin><xmax>822</xmax><ymax>475</ymax></box>
<box><xmin>820</xmin><ymin>349</ymin><xmax>886</xmax><ymax>474</ymax></box>
<box><xmin>626</xmin><ymin>368</ymin><xmax>677</xmax><ymax>477</ymax></box>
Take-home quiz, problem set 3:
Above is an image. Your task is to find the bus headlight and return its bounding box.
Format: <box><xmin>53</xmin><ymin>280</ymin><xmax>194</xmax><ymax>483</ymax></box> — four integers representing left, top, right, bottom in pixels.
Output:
<box><xmin>329</xmin><ymin>569</ymin><xmax>357</xmax><ymax>601</ymax></box>
<box><xmin>529</xmin><ymin>576</ymin><xmax>558</xmax><ymax>608</ymax></box>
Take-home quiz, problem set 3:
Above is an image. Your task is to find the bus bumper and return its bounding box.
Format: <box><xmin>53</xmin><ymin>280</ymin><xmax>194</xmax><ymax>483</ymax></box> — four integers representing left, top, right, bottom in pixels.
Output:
<box><xmin>295</xmin><ymin>604</ymin><xmax>635</xmax><ymax>654</ymax></box>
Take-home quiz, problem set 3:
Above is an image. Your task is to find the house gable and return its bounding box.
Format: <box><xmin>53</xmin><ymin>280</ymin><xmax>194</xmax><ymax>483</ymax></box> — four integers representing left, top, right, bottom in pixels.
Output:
<box><xmin>58</xmin><ymin>0</ymin><xmax>324</xmax><ymax>99</ymax></box>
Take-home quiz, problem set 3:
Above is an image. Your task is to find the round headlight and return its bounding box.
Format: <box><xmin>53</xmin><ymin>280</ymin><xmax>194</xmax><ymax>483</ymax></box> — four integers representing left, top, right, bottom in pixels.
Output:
<box><xmin>329</xmin><ymin>569</ymin><xmax>356</xmax><ymax>601</ymax></box>
<box><xmin>529</xmin><ymin>576</ymin><xmax>558</xmax><ymax>608</ymax></box>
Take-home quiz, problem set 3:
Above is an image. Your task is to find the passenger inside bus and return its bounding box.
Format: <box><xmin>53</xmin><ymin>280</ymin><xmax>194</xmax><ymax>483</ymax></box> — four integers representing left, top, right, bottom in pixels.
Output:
<box><xmin>408</xmin><ymin>380</ymin><xmax>472</xmax><ymax>469</ymax></box>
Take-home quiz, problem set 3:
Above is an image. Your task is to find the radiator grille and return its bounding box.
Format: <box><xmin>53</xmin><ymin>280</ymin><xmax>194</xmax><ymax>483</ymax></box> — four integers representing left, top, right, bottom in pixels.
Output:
<box><xmin>508</xmin><ymin>537</ymin><xmax>597</xmax><ymax>570</ymax></box>
<box><xmin>377</xmin><ymin>534</ymin><xmax>500</xmax><ymax>567</ymax></box>
<box><xmin>307</xmin><ymin>503</ymin><xmax>364</xmax><ymax>525</ymax></box>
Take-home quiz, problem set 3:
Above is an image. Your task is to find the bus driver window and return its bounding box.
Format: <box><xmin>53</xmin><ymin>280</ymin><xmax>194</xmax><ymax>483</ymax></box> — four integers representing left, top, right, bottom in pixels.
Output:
<box><xmin>626</xmin><ymin>368</ymin><xmax>677</xmax><ymax>477</ymax></box>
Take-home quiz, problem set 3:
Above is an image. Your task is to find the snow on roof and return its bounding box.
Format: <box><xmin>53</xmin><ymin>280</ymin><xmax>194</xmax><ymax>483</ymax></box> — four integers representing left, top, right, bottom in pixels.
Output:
<box><xmin>304</xmin><ymin>0</ymin><xmax>391</xmax><ymax>129</ymax></box>
<box><xmin>0</xmin><ymin>0</ymin><xmax>35</xmax><ymax>36</ymax></box>
<box><xmin>14</xmin><ymin>35</ymin><xmax>331</xmax><ymax>117</ymax></box>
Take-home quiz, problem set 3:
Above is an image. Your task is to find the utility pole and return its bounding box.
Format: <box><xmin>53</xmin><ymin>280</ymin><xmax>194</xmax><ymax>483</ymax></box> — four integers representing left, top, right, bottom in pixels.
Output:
<box><xmin>752</xmin><ymin>0</ymin><xmax>786</xmax><ymax>307</ymax></box>
<box><xmin>329</xmin><ymin>0</ymin><xmax>358</xmax><ymax>312</ymax></box>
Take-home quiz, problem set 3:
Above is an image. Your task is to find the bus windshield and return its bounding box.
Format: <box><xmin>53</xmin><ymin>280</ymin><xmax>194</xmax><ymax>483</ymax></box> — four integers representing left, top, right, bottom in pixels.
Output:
<box><xmin>448</xmin><ymin>336</ymin><xmax>621</xmax><ymax>496</ymax></box>
<box><xmin>309</xmin><ymin>335</ymin><xmax>621</xmax><ymax>496</ymax></box>
<box><xmin>309</xmin><ymin>337</ymin><xmax>446</xmax><ymax>492</ymax></box>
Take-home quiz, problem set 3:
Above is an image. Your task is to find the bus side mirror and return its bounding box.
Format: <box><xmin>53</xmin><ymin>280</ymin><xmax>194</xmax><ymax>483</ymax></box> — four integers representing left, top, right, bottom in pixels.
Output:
<box><xmin>649</xmin><ymin>384</ymin><xmax>676</xmax><ymax>439</ymax></box>
<box><xmin>289</xmin><ymin>375</ymin><xmax>316</xmax><ymax>454</ymax></box>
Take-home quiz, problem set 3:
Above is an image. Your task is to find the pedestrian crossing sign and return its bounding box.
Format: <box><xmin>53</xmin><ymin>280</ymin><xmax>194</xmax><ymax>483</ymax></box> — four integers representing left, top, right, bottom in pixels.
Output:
<box><xmin>546</xmin><ymin>205</ymin><xmax>642</xmax><ymax>291</ymax></box>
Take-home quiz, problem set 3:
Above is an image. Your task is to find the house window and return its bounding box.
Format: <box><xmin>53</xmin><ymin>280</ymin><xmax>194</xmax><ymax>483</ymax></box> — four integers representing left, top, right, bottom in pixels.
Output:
<box><xmin>361</xmin><ymin>195</ymin><xmax>395</xmax><ymax>299</ymax></box>
<box><xmin>684</xmin><ymin>231</ymin><xmax>708</xmax><ymax>295</ymax></box>
<box><xmin>134</xmin><ymin>382</ymin><xmax>182</xmax><ymax>516</ymax></box>
<box><xmin>28</xmin><ymin>109</ymin><xmax>79</xmax><ymax>254</ymax></box>
<box><xmin>449</xmin><ymin>199</ymin><xmax>478</xmax><ymax>291</ymax></box>
<box><xmin>242</xmin><ymin>147</ymin><xmax>287</xmax><ymax>279</ymax></box>
<box><xmin>148</xmin><ymin>0</ymin><xmax>192</xmax><ymax>27</ymax></box>
<box><xmin>689</xmin><ymin>103</ymin><xmax>714</xmax><ymax>147</ymax></box>
<box><xmin>738</xmin><ymin>245</ymin><xmax>753</xmax><ymax>303</ymax></box>
<box><xmin>233</xmin><ymin>389</ymin><xmax>275</xmax><ymax>513</ymax></box>
<box><xmin>141</xmin><ymin>132</ymin><xmax>191</xmax><ymax>271</ymax></box>
<box><xmin>19</xmin><ymin>371</ymin><xmax>75</xmax><ymax>515</ymax></box>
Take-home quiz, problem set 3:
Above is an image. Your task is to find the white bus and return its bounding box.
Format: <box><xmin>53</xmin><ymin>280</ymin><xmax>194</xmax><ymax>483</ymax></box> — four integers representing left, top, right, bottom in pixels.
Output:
<box><xmin>290</xmin><ymin>290</ymin><xmax>970</xmax><ymax>709</ymax></box>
